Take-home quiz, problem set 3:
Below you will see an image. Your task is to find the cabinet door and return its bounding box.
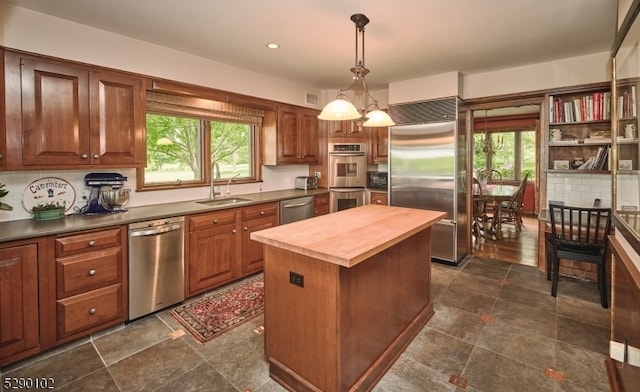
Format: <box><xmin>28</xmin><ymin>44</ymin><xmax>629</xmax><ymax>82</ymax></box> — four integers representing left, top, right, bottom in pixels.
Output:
<box><xmin>21</xmin><ymin>57</ymin><xmax>91</xmax><ymax>166</ymax></box>
<box><xmin>0</xmin><ymin>244</ymin><xmax>39</xmax><ymax>361</ymax></box>
<box><xmin>90</xmin><ymin>70</ymin><xmax>146</xmax><ymax>166</ymax></box>
<box><xmin>277</xmin><ymin>106</ymin><xmax>300</xmax><ymax>163</ymax></box>
<box><xmin>242</xmin><ymin>215</ymin><xmax>278</xmax><ymax>275</ymax></box>
<box><xmin>314</xmin><ymin>193</ymin><xmax>329</xmax><ymax>216</ymax></box>
<box><xmin>370</xmin><ymin>126</ymin><xmax>388</xmax><ymax>163</ymax></box>
<box><xmin>370</xmin><ymin>192</ymin><xmax>388</xmax><ymax>205</ymax></box>
<box><xmin>299</xmin><ymin>109</ymin><xmax>320</xmax><ymax>163</ymax></box>
<box><xmin>188</xmin><ymin>224</ymin><xmax>239</xmax><ymax>295</ymax></box>
<box><xmin>0</xmin><ymin>48</ymin><xmax>6</xmax><ymax>169</ymax></box>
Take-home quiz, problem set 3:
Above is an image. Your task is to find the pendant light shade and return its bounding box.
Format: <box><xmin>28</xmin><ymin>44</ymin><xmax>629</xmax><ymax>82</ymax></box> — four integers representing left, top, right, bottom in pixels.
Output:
<box><xmin>362</xmin><ymin>109</ymin><xmax>396</xmax><ymax>127</ymax></box>
<box><xmin>317</xmin><ymin>98</ymin><xmax>361</xmax><ymax>121</ymax></box>
<box><xmin>318</xmin><ymin>14</ymin><xmax>395</xmax><ymax>127</ymax></box>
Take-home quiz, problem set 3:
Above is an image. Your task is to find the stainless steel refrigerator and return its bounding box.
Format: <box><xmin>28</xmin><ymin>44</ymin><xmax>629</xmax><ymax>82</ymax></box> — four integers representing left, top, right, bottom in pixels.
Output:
<box><xmin>389</xmin><ymin>97</ymin><xmax>468</xmax><ymax>265</ymax></box>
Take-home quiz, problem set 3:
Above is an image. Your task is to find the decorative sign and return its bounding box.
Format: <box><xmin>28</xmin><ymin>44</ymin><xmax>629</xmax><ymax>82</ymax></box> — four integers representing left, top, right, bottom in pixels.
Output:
<box><xmin>22</xmin><ymin>177</ymin><xmax>76</xmax><ymax>212</ymax></box>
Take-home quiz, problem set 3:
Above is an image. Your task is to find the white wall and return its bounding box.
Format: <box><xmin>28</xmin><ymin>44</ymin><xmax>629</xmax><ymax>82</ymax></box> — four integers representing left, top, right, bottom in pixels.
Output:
<box><xmin>463</xmin><ymin>52</ymin><xmax>611</xmax><ymax>99</ymax></box>
<box><xmin>388</xmin><ymin>71</ymin><xmax>462</xmax><ymax>104</ymax></box>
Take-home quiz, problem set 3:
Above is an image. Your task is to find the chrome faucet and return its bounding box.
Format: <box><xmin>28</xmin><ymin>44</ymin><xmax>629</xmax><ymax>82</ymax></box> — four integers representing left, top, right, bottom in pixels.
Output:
<box><xmin>210</xmin><ymin>162</ymin><xmax>221</xmax><ymax>200</ymax></box>
<box><xmin>226</xmin><ymin>174</ymin><xmax>240</xmax><ymax>197</ymax></box>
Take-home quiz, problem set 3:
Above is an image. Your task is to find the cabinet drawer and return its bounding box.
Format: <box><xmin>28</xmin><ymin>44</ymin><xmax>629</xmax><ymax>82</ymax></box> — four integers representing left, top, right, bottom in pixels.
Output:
<box><xmin>55</xmin><ymin>227</ymin><xmax>122</xmax><ymax>257</ymax></box>
<box><xmin>242</xmin><ymin>203</ymin><xmax>278</xmax><ymax>221</ymax></box>
<box><xmin>314</xmin><ymin>194</ymin><xmax>329</xmax><ymax>206</ymax></box>
<box><xmin>189</xmin><ymin>210</ymin><xmax>238</xmax><ymax>231</ymax></box>
<box><xmin>56</xmin><ymin>247</ymin><xmax>122</xmax><ymax>298</ymax></box>
<box><xmin>370</xmin><ymin>192</ymin><xmax>388</xmax><ymax>205</ymax></box>
<box><xmin>314</xmin><ymin>205</ymin><xmax>330</xmax><ymax>216</ymax></box>
<box><xmin>56</xmin><ymin>284</ymin><xmax>123</xmax><ymax>339</ymax></box>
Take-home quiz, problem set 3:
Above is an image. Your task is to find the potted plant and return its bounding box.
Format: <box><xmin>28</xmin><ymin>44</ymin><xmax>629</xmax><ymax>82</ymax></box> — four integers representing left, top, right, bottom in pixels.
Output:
<box><xmin>0</xmin><ymin>183</ymin><xmax>13</xmax><ymax>211</ymax></box>
<box><xmin>32</xmin><ymin>202</ymin><xmax>65</xmax><ymax>221</ymax></box>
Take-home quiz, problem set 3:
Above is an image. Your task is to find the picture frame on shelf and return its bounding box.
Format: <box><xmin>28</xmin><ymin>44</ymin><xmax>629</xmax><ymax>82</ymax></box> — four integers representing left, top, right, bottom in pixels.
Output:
<box><xmin>619</xmin><ymin>159</ymin><xmax>633</xmax><ymax>170</ymax></box>
<box><xmin>553</xmin><ymin>160</ymin><xmax>570</xmax><ymax>170</ymax></box>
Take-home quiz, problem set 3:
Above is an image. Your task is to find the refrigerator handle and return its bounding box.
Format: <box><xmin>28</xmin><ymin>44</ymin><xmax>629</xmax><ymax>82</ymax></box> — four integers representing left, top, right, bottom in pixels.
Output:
<box><xmin>438</xmin><ymin>219</ymin><xmax>456</xmax><ymax>225</ymax></box>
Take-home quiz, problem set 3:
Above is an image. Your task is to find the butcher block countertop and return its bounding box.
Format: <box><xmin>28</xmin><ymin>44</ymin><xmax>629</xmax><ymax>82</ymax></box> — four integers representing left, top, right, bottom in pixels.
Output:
<box><xmin>251</xmin><ymin>204</ymin><xmax>445</xmax><ymax>267</ymax></box>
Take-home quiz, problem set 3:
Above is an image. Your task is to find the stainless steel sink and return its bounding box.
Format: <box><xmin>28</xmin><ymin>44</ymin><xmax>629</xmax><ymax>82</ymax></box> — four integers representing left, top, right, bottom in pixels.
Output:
<box><xmin>197</xmin><ymin>197</ymin><xmax>252</xmax><ymax>206</ymax></box>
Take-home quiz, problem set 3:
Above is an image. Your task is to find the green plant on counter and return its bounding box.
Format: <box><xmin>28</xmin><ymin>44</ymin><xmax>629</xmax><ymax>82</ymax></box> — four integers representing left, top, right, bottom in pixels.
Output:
<box><xmin>0</xmin><ymin>183</ymin><xmax>13</xmax><ymax>211</ymax></box>
<box><xmin>32</xmin><ymin>202</ymin><xmax>64</xmax><ymax>212</ymax></box>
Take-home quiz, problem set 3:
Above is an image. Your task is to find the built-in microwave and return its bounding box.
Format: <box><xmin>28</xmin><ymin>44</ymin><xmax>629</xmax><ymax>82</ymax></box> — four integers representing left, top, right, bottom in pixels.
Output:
<box><xmin>367</xmin><ymin>171</ymin><xmax>388</xmax><ymax>190</ymax></box>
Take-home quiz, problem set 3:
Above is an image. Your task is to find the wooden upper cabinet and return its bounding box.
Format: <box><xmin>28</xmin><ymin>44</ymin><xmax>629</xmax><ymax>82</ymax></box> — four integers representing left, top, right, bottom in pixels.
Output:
<box><xmin>89</xmin><ymin>70</ymin><xmax>146</xmax><ymax>166</ymax></box>
<box><xmin>369</xmin><ymin>126</ymin><xmax>389</xmax><ymax>163</ymax></box>
<box><xmin>299</xmin><ymin>108</ymin><xmax>320</xmax><ymax>163</ymax></box>
<box><xmin>20</xmin><ymin>57</ymin><xmax>90</xmax><ymax>166</ymax></box>
<box><xmin>5</xmin><ymin>51</ymin><xmax>146</xmax><ymax>169</ymax></box>
<box><xmin>276</xmin><ymin>106</ymin><xmax>300</xmax><ymax>163</ymax></box>
<box><xmin>263</xmin><ymin>105</ymin><xmax>320</xmax><ymax>165</ymax></box>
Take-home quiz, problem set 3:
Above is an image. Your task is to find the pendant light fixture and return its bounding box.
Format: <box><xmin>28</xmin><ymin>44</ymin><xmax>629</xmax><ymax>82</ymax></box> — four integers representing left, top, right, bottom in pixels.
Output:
<box><xmin>318</xmin><ymin>14</ymin><xmax>395</xmax><ymax>127</ymax></box>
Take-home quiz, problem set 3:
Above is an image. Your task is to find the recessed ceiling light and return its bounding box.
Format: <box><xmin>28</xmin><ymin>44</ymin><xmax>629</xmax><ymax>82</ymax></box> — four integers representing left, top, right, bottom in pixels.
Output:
<box><xmin>266</xmin><ymin>43</ymin><xmax>279</xmax><ymax>49</ymax></box>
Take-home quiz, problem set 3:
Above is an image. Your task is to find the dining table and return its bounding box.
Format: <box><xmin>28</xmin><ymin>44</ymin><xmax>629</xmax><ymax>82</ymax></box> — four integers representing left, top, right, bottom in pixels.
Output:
<box><xmin>479</xmin><ymin>184</ymin><xmax>520</xmax><ymax>240</ymax></box>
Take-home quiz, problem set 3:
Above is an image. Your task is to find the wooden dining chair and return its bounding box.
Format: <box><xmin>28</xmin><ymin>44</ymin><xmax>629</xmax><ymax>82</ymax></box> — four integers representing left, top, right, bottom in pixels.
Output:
<box><xmin>490</xmin><ymin>169</ymin><xmax>503</xmax><ymax>185</ymax></box>
<box><xmin>547</xmin><ymin>203</ymin><xmax>612</xmax><ymax>308</ymax></box>
<box><xmin>472</xmin><ymin>178</ymin><xmax>491</xmax><ymax>238</ymax></box>
<box><xmin>493</xmin><ymin>173</ymin><xmax>529</xmax><ymax>232</ymax></box>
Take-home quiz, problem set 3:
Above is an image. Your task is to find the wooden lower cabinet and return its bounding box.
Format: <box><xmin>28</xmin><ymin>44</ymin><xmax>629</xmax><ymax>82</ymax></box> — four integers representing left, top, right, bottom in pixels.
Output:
<box><xmin>607</xmin><ymin>235</ymin><xmax>640</xmax><ymax>389</ymax></box>
<box><xmin>187</xmin><ymin>203</ymin><xmax>279</xmax><ymax>296</ymax></box>
<box><xmin>241</xmin><ymin>202</ymin><xmax>278</xmax><ymax>275</ymax></box>
<box><xmin>53</xmin><ymin>227</ymin><xmax>127</xmax><ymax>343</ymax></box>
<box><xmin>187</xmin><ymin>210</ymin><xmax>241</xmax><ymax>296</ymax></box>
<box><xmin>314</xmin><ymin>193</ymin><xmax>329</xmax><ymax>216</ymax></box>
<box><xmin>370</xmin><ymin>191</ymin><xmax>388</xmax><ymax>205</ymax></box>
<box><xmin>0</xmin><ymin>237</ymin><xmax>54</xmax><ymax>367</ymax></box>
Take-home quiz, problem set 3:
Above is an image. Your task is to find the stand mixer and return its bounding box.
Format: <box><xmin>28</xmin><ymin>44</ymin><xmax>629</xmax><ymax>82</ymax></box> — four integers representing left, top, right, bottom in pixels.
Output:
<box><xmin>83</xmin><ymin>173</ymin><xmax>130</xmax><ymax>214</ymax></box>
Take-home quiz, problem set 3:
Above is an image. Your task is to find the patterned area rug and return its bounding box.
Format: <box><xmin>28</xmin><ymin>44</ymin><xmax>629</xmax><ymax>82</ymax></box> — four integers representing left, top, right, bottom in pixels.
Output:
<box><xmin>169</xmin><ymin>273</ymin><xmax>264</xmax><ymax>343</ymax></box>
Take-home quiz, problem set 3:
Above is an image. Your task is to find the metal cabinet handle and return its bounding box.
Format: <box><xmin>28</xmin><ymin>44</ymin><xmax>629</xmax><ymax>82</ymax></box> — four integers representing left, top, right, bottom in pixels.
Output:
<box><xmin>260</xmin><ymin>211</ymin><xmax>265</xmax><ymax>215</ymax></box>
<box><xmin>88</xmin><ymin>240</ymin><xmax>96</xmax><ymax>247</ymax></box>
<box><xmin>89</xmin><ymin>308</ymin><xmax>96</xmax><ymax>315</ymax></box>
<box><xmin>88</xmin><ymin>269</ymin><xmax>96</xmax><ymax>276</ymax></box>
<box><xmin>213</xmin><ymin>219</ymin><xmax>219</xmax><ymax>224</ymax></box>
<box><xmin>232</xmin><ymin>229</ymin><xmax>237</xmax><ymax>234</ymax></box>
<box><xmin>244</xmin><ymin>226</ymin><xmax>248</xmax><ymax>231</ymax></box>
<box><xmin>93</xmin><ymin>154</ymin><xmax>100</xmax><ymax>159</ymax></box>
<box><xmin>0</xmin><ymin>153</ymin><xmax>3</xmax><ymax>159</ymax></box>
<box><xmin>81</xmin><ymin>154</ymin><xmax>89</xmax><ymax>159</ymax></box>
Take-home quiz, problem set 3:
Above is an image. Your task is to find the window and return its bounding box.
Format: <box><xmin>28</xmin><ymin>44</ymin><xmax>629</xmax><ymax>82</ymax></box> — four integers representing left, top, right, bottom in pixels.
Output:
<box><xmin>138</xmin><ymin>92</ymin><xmax>263</xmax><ymax>190</ymax></box>
<box><xmin>474</xmin><ymin>129</ymin><xmax>536</xmax><ymax>181</ymax></box>
<box><xmin>472</xmin><ymin>109</ymin><xmax>539</xmax><ymax>182</ymax></box>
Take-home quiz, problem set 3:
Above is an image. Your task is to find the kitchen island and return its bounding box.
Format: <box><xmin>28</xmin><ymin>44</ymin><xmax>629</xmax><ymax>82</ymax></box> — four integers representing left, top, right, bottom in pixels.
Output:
<box><xmin>251</xmin><ymin>204</ymin><xmax>445</xmax><ymax>392</ymax></box>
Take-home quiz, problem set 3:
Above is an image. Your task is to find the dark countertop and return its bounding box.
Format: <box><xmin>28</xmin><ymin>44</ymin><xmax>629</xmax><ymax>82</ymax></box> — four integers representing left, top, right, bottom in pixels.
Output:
<box><xmin>0</xmin><ymin>188</ymin><xmax>329</xmax><ymax>243</ymax></box>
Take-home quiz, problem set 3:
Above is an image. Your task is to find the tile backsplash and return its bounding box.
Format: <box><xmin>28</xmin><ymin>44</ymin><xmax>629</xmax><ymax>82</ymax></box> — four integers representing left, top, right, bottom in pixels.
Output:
<box><xmin>545</xmin><ymin>172</ymin><xmax>640</xmax><ymax>209</ymax></box>
<box><xmin>0</xmin><ymin>165</ymin><xmax>309</xmax><ymax>222</ymax></box>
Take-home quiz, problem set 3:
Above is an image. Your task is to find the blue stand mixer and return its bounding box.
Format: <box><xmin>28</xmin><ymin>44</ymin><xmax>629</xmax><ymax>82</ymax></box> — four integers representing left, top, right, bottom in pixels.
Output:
<box><xmin>83</xmin><ymin>173</ymin><xmax>130</xmax><ymax>215</ymax></box>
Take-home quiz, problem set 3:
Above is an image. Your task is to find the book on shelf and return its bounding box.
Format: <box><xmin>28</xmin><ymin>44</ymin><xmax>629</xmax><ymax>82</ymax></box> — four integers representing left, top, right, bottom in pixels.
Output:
<box><xmin>550</xmin><ymin>91</ymin><xmax>611</xmax><ymax>123</ymax></box>
<box><xmin>577</xmin><ymin>146</ymin><xmax>609</xmax><ymax>170</ymax></box>
<box><xmin>618</xmin><ymin>85</ymin><xmax>637</xmax><ymax>118</ymax></box>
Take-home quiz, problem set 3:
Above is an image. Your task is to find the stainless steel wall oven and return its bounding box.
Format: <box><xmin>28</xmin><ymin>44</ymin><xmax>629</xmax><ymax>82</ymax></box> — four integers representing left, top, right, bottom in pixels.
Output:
<box><xmin>328</xmin><ymin>143</ymin><xmax>367</xmax><ymax>188</ymax></box>
<box><xmin>328</xmin><ymin>143</ymin><xmax>367</xmax><ymax>212</ymax></box>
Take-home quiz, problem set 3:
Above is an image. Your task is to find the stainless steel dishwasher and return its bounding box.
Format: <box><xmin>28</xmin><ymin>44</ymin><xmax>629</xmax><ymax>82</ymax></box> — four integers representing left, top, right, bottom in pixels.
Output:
<box><xmin>280</xmin><ymin>196</ymin><xmax>314</xmax><ymax>224</ymax></box>
<box><xmin>128</xmin><ymin>216</ymin><xmax>185</xmax><ymax>320</ymax></box>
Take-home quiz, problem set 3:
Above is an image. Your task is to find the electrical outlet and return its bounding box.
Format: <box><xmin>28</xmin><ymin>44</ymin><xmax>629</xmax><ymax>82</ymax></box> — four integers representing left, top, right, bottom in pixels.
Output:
<box><xmin>289</xmin><ymin>271</ymin><xmax>304</xmax><ymax>287</ymax></box>
<box><xmin>314</xmin><ymin>171</ymin><xmax>321</xmax><ymax>179</ymax></box>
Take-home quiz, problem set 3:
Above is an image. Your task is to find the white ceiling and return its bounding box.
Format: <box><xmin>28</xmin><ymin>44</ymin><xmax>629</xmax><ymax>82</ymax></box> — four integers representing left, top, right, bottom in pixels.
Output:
<box><xmin>5</xmin><ymin>0</ymin><xmax>617</xmax><ymax>91</ymax></box>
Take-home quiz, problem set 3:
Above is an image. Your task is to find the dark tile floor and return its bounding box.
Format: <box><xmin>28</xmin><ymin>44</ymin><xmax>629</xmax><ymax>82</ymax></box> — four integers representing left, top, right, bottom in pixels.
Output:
<box><xmin>1</xmin><ymin>256</ymin><xmax>611</xmax><ymax>392</ymax></box>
